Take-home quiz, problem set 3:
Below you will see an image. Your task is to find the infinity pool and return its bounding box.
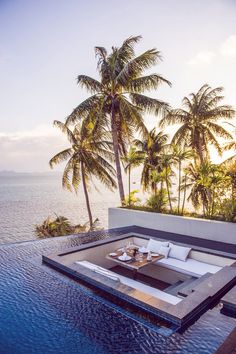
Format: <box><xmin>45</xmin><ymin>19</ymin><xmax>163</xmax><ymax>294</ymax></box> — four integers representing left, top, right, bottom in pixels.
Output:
<box><xmin>0</xmin><ymin>229</ymin><xmax>236</xmax><ymax>354</ymax></box>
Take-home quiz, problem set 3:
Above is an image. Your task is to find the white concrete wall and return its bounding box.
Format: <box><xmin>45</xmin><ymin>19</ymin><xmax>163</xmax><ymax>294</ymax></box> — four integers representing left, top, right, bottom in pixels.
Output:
<box><xmin>108</xmin><ymin>208</ymin><xmax>236</xmax><ymax>244</ymax></box>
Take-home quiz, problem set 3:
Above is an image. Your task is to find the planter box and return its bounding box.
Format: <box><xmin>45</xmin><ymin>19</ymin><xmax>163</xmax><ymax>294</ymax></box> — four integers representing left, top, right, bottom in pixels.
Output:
<box><xmin>108</xmin><ymin>208</ymin><xmax>236</xmax><ymax>245</ymax></box>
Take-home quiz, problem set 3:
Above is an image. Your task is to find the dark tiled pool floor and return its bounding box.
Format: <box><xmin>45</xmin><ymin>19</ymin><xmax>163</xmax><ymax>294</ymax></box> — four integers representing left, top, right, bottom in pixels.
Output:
<box><xmin>0</xmin><ymin>228</ymin><xmax>236</xmax><ymax>354</ymax></box>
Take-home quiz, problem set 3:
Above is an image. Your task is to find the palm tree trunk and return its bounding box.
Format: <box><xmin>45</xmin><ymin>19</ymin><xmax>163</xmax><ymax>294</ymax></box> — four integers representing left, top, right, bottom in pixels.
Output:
<box><xmin>128</xmin><ymin>165</ymin><xmax>131</xmax><ymax>207</ymax></box>
<box><xmin>198</xmin><ymin>137</ymin><xmax>204</xmax><ymax>163</ymax></box>
<box><xmin>81</xmin><ymin>162</ymin><xmax>93</xmax><ymax>228</ymax></box>
<box><xmin>211</xmin><ymin>189</ymin><xmax>215</xmax><ymax>217</ymax></box>
<box><xmin>161</xmin><ymin>180</ymin><xmax>163</xmax><ymax>195</ymax></box>
<box><xmin>178</xmin><ymin>160</ymin><xmax>181</xmax><ymax>214</ymax></box>
<box><xmin>181</xmin><ymin>175</ymin><xmax>187</xmax><ymax>215</ymax></box>
<box><xmin>111</xmin><ymin>102</ymin><xmax>125</xmax><ymax>204</ymax></box>
<box><xmin>165</xmin><ymin>167</ymin><xmax>173</xmax><ymax>212</ymax></box>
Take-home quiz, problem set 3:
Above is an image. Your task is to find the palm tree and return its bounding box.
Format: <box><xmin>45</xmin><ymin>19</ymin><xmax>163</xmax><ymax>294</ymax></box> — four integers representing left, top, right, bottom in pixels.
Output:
<box><xmin>221</xmin><ymin>160</ymin><xmax>236</xmax><ymax>200</ymax></box>
<box><xmin>184</xmin><ymin>161</ymin><xmax>212</xmax><ymax>215</ymax></box>
<box><xmin>158</xmin><ymin>153</ymin><xmax>175</xmax><ymax>212</ymax></box>
<box><xmin>122</xmin><ymin>146</ymin><xmax>144</xmax><ymax>206</ymax></box>
<box><xmin>181</xmin><ymin>174</ymin><xmax>188</xmax><ymax>215</ymax></box>
<box><xmin>65</xmin><ymin>36</ymin><xmax>171</xmax><ymax>204</ymax></box>
<box><xmin>223</xmin><ymin>125</ymin><xmax>236</xmax><ymax>163</ymax></box>
<box><xmin>49</xmin><ymin>120</ymin><xmax>117</xmax><ymax>228</ymax></box>
<box><xmin>160</xmin><ymin>84</ymin><xmax>235</xmax><ymax>162</ymax></box>
<box><xmin>171</xmin><ymin>144</ymin><xmax>193</xmax><ymax>214</ymax></box>
<box><xmin>184</xmin><ymin>161</ymin><xmax>225</xmax><ymax>216</ymax></box>
<box><xmin>134</xmin><ymin>128</ymin><xmax>169</xmax><ymax>192</ymax></box>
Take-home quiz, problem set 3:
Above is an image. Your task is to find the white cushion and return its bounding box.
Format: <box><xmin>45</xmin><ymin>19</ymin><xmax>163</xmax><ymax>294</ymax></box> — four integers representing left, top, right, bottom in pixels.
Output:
<box><xmin>76</xmin><ymin>260</ymin><xmax>120</xmax><ymax>280</ymax></box>
<box><xmin>147</xmin><ymin>239</ymin><xmax>169</xmax><ymax>253</ymax></box>
<box><xmin>159</xmin><ymin>246</ymin><xmax>170</xmax><ymax>259</ymax></box>
<box><xmin>76</xmin><ymin>261</ymin><xmax>181</xmax><ymax>305</ymax></box>
<box><xmin>156</xmin><ymin>257</ymin><xmax>222</xmax><ymax>277</ymax></box>
<box><xmin>169</xmin><ymin>243</ymin><xmax>191</xmax><ymax>261</ymax></box>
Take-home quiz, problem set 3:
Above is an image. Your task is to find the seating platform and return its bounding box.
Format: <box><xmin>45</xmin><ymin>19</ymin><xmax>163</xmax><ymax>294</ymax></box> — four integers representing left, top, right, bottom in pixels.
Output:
<box><xmin>156</xmin><ymin>257</ymin><xmax>222</xmax><ymax>278</ymax></box>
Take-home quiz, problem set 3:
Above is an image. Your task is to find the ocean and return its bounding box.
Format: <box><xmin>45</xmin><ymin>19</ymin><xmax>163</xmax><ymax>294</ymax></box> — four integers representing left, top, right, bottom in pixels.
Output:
<box><xmin>0</xmin><ymin>173</ymin><xmax>122</xmax><ymax>244</ymax></box>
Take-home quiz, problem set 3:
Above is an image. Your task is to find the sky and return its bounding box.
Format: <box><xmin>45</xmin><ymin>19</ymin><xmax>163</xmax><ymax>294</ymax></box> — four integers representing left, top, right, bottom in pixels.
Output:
<box><xmin>0</xmin><ymin>0</ymin><xmax>236</xmax><ymax>172</ymax></box>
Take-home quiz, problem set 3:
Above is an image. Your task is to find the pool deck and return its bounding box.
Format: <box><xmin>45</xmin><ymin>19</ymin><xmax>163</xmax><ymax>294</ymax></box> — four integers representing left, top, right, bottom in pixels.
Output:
<box><xmin>216</xmin><ymin>326</ymin><xmax>236</xmax><ymax>353</ymax></box>
<box><xmin>43</xmin><ymin>226</ymin><xmax>236</xmax><ymax>329</ymax></box>
<box><xmin>221</xmin><ymin>286</ymin><xmax>236</xmax><ymax>317</ymax></box>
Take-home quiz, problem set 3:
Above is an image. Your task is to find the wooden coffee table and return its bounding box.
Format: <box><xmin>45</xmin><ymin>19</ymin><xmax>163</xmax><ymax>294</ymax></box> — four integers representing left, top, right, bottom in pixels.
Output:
<box><xmin>106</xmin><ymin>248</ymin><xmax>164</xmax><ymax>279</ymax></box>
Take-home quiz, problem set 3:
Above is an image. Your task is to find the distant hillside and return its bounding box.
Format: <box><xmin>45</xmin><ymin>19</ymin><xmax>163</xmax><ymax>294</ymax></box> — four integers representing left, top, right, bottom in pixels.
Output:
<box><xmin>0</xmin><ymin>170</ymin><xmax>61</xmax><ymax>176</ymax></box>
<box><xmin>0</xmin><ymin>170</ymin><xmax>18</xmax><ymax>176</ymax></box>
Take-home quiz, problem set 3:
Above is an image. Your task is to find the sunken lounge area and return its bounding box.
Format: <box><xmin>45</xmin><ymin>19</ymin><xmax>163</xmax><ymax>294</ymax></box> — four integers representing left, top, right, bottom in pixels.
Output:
<box><xmin>43</xmin><ymin>226</ymin><xmax>236</xmax><ymax>329</ymax></box>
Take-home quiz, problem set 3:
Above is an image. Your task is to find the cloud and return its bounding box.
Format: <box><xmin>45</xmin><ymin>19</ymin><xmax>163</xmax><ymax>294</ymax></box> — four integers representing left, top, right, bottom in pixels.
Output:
<box><xmin>0</xmin><ymin>124</ymin><xmax>61</xmax><ymax>140</ymax></box>
<box><xmin>0</xmin><ymin>125</ymin><xmax>68</xmax><ymax>172</ymax></box>
<box><xmin>187</xmin><ymin>51</ymin><xmax>215</xmax><ymax>67</ymax></box>
<box><xmin>220</xmin><ymin>35</ymin><xmax>236</xmax><ymax>58</ymax></box>
<box><xmin>188</xmin><ymin>34</ymin><xmax>236</xmax><ymax>68</ymax></box>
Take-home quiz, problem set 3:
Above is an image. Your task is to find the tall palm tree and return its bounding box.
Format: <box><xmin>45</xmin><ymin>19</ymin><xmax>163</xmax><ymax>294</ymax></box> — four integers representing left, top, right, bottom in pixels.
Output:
<box><xmin>65</xmin><ymin>36</ymin><xmax>171</xmax><ymax>204</ymax></box>
<box><xmin>134</xmin><ymin>128</ymin><xmax>169</xmax><ymax>192</ymax></box>
<box><xmin>160</xmin><ymin>84</ymin><xmax>235</xmax><ymax>162</ymax></box>
<box><xmin>158</xmin><ymin>153</ymin><xmax>175</xmax><ymax>212</ymax></box>
<box><xmin>122</xmin><ymin>146</ymin><xmax>144</xmax><ymax>206</ymax></box>
<box><xmin>171</xmin><ymin>144</ymin><xmax>193</xmax><ymax>214</ymax></box>
<box><xmin>49</xmin><ymin>120</ymin><xmax>117</xmax><ymax>228</ymax></box>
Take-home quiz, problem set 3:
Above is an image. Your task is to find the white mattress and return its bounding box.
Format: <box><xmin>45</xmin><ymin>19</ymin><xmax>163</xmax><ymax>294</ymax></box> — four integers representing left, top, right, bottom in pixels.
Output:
<box><xmin>157</xmin><ymin>257</ymin><xmax>222</xmax><ymax>277</ymax></box>
<box><xmin>76</xmin><ymin>260</ymin><xmax>181</xmax><ymax>305</ymax></box>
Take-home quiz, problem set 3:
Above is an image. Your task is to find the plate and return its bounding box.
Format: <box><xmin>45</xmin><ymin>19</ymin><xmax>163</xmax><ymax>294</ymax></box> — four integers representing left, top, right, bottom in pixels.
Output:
<box><xmin>151</xmin><ymin>253</ymin><xmax>159</xmax><ymax>257</ymax></box>
<box><xmin>138</xmin><ymin>247</ymin><xmax>149</xmax><ymax>253</ymax></box>
<box><xmin>109</xmin><ymin>252</ymin><xmax>117</xmax><ymax>257</ymax></box>
<box><xmin>118</xmin><ymin>255</ymin><xmax>132</xmax><ymax>262</ymax></box>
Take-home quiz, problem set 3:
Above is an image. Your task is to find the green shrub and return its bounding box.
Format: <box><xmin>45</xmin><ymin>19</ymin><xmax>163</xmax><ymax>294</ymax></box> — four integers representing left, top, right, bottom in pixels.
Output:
<box><xmin>146</xmin><ymin>190</ymin><xmax>168</xmax><ymax>212</ymax></box>
<box><xmin>124</xmin><ymin>190</ymin><xmax>141</xmax><ymax>207</ymax></box>
<box><xmin>35</xmin><ymin>215</ymin><xmax>101</xmax><ymax>238</ymax></box>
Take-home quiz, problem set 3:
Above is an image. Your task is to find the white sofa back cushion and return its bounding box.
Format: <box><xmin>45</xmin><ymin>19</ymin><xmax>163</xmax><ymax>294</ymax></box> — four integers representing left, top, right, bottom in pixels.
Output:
<box><xmin>147</xmin><ymin>239</ymin><xmax>169</xmax><ymax>253</ymax></box>
<box><xmin>169</xmin><ymin>243</ymin><xmax>191</xmax><ymax>262</ymax></box>
<box><xmin>159</xmin><ymin>246</ymin><xmax>170</xmax><ymax>259</ymax></box>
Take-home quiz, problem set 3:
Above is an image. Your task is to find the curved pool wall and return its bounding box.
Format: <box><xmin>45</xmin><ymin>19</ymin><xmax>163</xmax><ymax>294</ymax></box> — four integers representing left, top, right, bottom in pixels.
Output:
<box><xmin>0</xmin><ymin>228</ymin><xmax>236</xmax><ymax>354</ymax></box>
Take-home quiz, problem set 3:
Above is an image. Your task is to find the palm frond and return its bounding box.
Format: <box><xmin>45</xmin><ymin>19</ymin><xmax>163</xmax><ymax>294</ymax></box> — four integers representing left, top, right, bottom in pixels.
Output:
<box><xmin>118</xmin><ymin>95</ymin><xmax>146</xmax><ymax>134</ymax></box>
<box><xmin>49</xmin><ymin>148</ymin><xmax>73</xmax><ymax>168</ymax></box>
<box><xmin>115</xmin><ymin>36</ymin><xmax>142</xmax><ymax>69</ymax></box>
<box><xmin>61</xmin><ymin>158</ymin><xmax>74</xmax><ymax>192</ymax></box>
<box><xmin>130</xmin><ymin>93</ymin><xmax>170</xmax><ymax>116</ymax></box>
<box><xmin>116</xmin><ymin>49</ymin><xmax>162</xmax><ymax>85</ymax></box>
<box><xmin>204</xmin><ymin>105</ymin><xmax>235</xmax><ymax>120</ymax></box>
<box><xmin>77</xmin><ymin>75</ymin><xmax>102</xmax><ymax>94</ymax></box>
<box><xmin>95</xmin><ymin>46</ymin><xmax>107</xmax><ymax>62</ymax></box>
<box><xmin>71</xmin><ymin>162</ymin><xmax>81</xmax><ymax>192</ymax></box>
<box><xmin>159</xmin><ymin>109</ymin><xmax>189</xmax><ymax>127</ymax></box>
<box><xmin>205</xmin><ymin>122</ymin><xmax>233</xmax><ymax>140</ymax></box>
<box><xmin>65</xmin><ymin>95</ymin><xmax>101</xmax><ymax>125</ymax></box>
<box><xmin>53</xmin><ymin>120</ymin><xmax>77</xmax><ymax>144</ymax></box>
<box><xmin>128</xmin><ymin>74</ymin><xmax>171</xmax><ymax>93</ymax></box>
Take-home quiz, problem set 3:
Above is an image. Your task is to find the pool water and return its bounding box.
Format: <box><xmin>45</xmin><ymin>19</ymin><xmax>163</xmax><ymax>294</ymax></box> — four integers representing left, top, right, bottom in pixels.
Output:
<box><xmin>0</xmin><ymin>231</ymin><xmax>236</xmax><ymax>354</ymax></box>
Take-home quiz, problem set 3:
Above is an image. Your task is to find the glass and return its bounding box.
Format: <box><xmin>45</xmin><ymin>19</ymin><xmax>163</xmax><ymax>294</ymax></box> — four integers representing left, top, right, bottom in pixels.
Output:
<box><xmin>135</xmin><ymin>252</ymin><xmax>143</xmax><ymax>263</ymax></box>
